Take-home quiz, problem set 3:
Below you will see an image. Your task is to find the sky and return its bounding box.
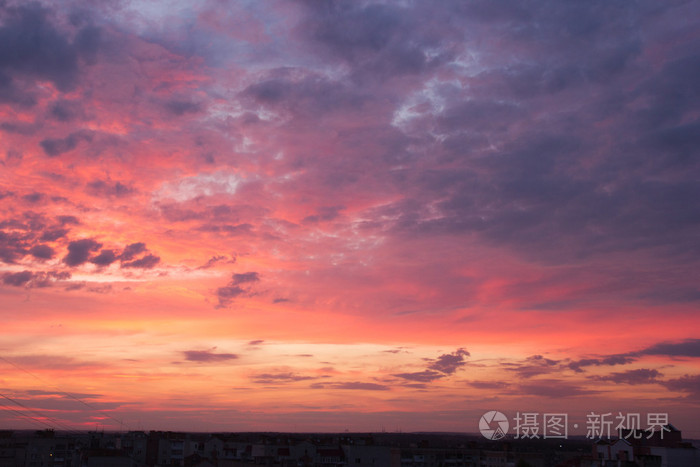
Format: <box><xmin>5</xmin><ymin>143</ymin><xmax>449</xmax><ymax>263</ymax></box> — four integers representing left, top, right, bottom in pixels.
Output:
<box><xmin>0</xmin><ymin>0</ymin><xmax>699</xmax><ymax>436</ymax></box>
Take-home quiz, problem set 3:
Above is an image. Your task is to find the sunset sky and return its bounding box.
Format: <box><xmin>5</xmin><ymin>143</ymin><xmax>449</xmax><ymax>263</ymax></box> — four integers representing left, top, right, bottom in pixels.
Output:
<box><xmin>1</xmin><ymin>0</ymin><xmax>699</xmax><ymax>436</ymax></box>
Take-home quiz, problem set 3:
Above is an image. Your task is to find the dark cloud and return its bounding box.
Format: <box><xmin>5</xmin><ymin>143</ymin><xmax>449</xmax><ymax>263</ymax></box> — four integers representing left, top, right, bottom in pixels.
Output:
<box><xmin>183</xmin><ymin>349</ymin><xmax>238</xmax><ymax>363</ymax></box>
<box><xmin>636</xmin><ymin>339</ymin><xmax>700</xmax><ymax>358</ymax></box>
<box><xmin>568</xmin><ymin>355</ymin><xmax>636</xmax><ymax>373</ymax></box>
<box><xmin>300</xmin><ymin>2</ymin><xmax>451</xmax><ymax>79</ymax></box>
<box><xmin>568</xmin><ymin>340</ymin><xmax>700</xmax><ymax>374</ymax></box>
<box><xmin>331</xmin><ymin>382</ymin><xmax>389</xmax><ymax>391</ymax></box>
<box><xmin>24</xmin><ymin>389</ymin><xmax>101</xmax><ymax>399</ymax></box>
<box><xmin>595</xmin><ymin>369</ymin><xmax>662</xmax><ymax>385</ymax></box>
<box><xmin>0</xmin><ymin>213</ymin><xmax>63</xmax><ymax>263</ymax></box>
<box><xmin>248</xmin><ymin>340</ymin><xmax>264</xmax><ymax>346</ymax></box>
<box><xmin>90</xmin><ymin>249</ymin><xmax>118</xmax><ymax>266</ymax></box>
<box><xmin>516</xmin><ymin>380</ymin><xmax>600</xmax><ymax>398</ymax></box>
<box><xmin>312</xmin><ymin>2</ymin><xmax>691</xmax><ymax>278</ymax></box>
<box><xmin>119</xmin><ymin>242</ymin><xmax>146</xmax><ymax>261</ymax></box>
<box><xmin>56</xmin><ymin>215</ymin><xmax>79</xmax><ymax>225</ymax></box>
<box><xmin>39</xmin><ymin>131</ymin><xmax>92</xmax><ymax>157</ymax></box>
<box><xmin>252</xmin><ymin>373</ymin><xmax>316</xmax><ymax>384</ymax></box>
<box><xmin>48</xmin><ymin>99</ymin><xmax>83</xmax><ymax>122</ymax></box>
<box><xmin>86</xmin><ymin>179</ymin><xmax>134</xmax><ymax>198</ymax></box>
<box><xmin>0</xmin><ymin>3</ymin><xmax>101</xmax><ymax>97</ymax></box>
<box><xmin>196</xmin><ymin>223</ymin><xmax>253</xmax><ymax>236</ymax></box>
<box><xmin>311</xmin><ymin>381</ymin><xmax>390</xmax><ymax>391</ymax></box>
<box><xmin>216</xmin><ymin>272</ymin><xmax>260</xmax><ymax>307</ymax></box>
<box><xmin>21</xmin><ymin>192</ymin><xmax>44</xmax><ymax>203</ymax></box>
<box><xmin>63</xmin><ymin>238</ymin><xmax>101</xmax><ymax>266</ymax></box>
<box><xmin>215</xmin><ymin>285</ymin><xmax>245</xmax><ymax>307</ymax></box>
<box><xmin>29</xmin><ymin>244</ymin><xmax>54</xmax><ymax>259</ymax></box>
<box><xmin>198</xmin><ymin>255</ymin><xmax>230</xmax><ymax>269</ymax></box>
<box><xmin>504</xmin><ymin>355</ymin><xmax>561</xmax><ymax>379</ymax></box>
<box><xmin>2</xmin><ymin>270</ymin><xmax>70</xmax><ymax>288</ymax></box>
<box><xmin>231</xmin><ymin>272</ymin><xmax>259</xmax><ymax>285</ymax></box>
<box><xmin>242</xmin><ymin>72</ymin><xmax>367</xmax><ymax>117</ymax></box>
<box><xmin>303</xmin><ymin>205</ymin><xmax>344</xmax><ymax>224</ymax></box>
<box><xmin>40</xmin><ymin>228</ymin><xmax>69</xmax><ymax>241</ymax></box>
<box><xmin>662</xmin><ymin>374</ymin><xmax>700</xmax><ymax>400</ymax></box>
<box><xmin>2</xmin><ymin>270</ymin><xmax>33</xmax><ymax>286</ymax></box>
<box><xmin>393</xmin><ymin>370</ymin><xmax>443</xmax><ymax>383</ymax></box>
<box><xmin>121</xmin><ymin>254</ymin><xmax>160</xmax><ymax>269</ymax></box>
<box><xmin>0</xmin><ymin>120</ymin><xmax>39</xmax><ymax>135</ymax></box>
<box><xmin>428</xmin><ymin>348</ymin><xmax>470</xmax><ymax>375</ymax></box>
<box><xmin>164</xmin><ymin>99</ymin><xmax>202</xmax><ymax>116</ymax></box>
<box><xmin>468</xmin><ymin>381</ymin><xmax>510</xmax><ymax>390</ymax></box>
<box><xmin>394</xmin><ymin>348</ymin><xmax>470</xmax><ymax>383</ymax></box>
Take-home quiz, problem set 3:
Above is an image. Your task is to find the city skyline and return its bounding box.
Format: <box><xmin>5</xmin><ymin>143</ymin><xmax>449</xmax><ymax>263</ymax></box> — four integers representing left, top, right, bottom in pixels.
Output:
<box><xmin>0</xmin><ymin>1</ymin><xmax>699</xmax><ymax>435</ymax></box>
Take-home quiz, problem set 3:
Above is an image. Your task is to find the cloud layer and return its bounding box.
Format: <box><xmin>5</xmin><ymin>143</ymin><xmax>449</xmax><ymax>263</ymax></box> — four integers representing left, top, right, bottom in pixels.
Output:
<box><xmin>0</xmin><ymin>0</ymin><xmax>698</xmax><ymax>433</ymax></box>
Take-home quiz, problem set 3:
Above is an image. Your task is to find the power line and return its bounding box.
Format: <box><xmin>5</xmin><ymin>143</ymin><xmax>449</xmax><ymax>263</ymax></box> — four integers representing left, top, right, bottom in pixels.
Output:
<box><xmin>0</xmin><ymin>355</ymin><xmax>129</xmax><ymax>431</ymax></box>
<box><xmin>0</xmin><ymin>392</ymin><xmax>83</xmax><ymax>435</ymax></box>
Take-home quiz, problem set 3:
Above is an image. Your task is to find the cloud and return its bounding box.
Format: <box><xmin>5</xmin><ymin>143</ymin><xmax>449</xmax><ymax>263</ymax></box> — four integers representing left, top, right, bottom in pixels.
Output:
<box><xmin>4</xmin><ymin>354</ymin><xmax>95</xmax><ymax>370</ymax></box>
<box><xmin>303</xmin><ymin>205</ymin><xmax>344</xmax><ymax>224</ymax></box>
<box><xmin>394</xmin><ymin>348</ymin><xmax>471</xmax><ymax>383</ymax></box>
<box><xmin>662</xmin><ymin>374</ymin><xmax>700</xmax><ymax>400</ymax></box>
<box><xmin>56</xmin><ymin>215</ymin><xmax>79</xmax><ymax>225</ymax></box>
<box><xmin>1</xmin><ymin>270</ymin><xmax>71</xmax><ymax>289</ymax></box>
<box><xmin>595</xmin><ymin>369</ymin><xmax>662</xmax><ymax>385</ymax></box>
<box><xmin>636</xmin><ymin>339</ymin><xmax>700</xmax><ymax>358</ymax></box>
<box><xmin>231</xmin><ymin>272</ymin><xmax>259</xmax><ymax>285</ymax></box>
<box><xmin>299</xmin><ymin>2</ymin><xmax>451</xmax><ymax>79</ymax></box>
<box><xmin>0</xmin><ymin>3</ymin><xmax>101</xmax><ymax>104</ymax></box>
<box><xmin>21</xmin><ymin>192</ymin><xmax>44</xmax><ymax>204</ymax></box>
<box><xmin>48</xmin><ymin>99</ymin><xmax>84</xmax><ymax>122</ymax></box>
<box><xmin>216</xmin><ymin>271</ymin><xmax>260</xmax><ymax>307</ymax></box>
<box><xmin>164</xmin><ymin>99</ymin><xmax>203</xmax><ymax>116</ymax></box>
<box><xmin>568</xmin><ymin>355</ymin><xmax>636</xmax><ymax>373</ymax></box>
<box><xmin>428</xmin><ymin>348</ymin><xmax>470</xmax><ymax>375</ymax></box>
<box><xmin>198</xmin><ymin>255</ymin><xmax>232</xmax><ymax>269</ymax></box>
<box><xmin>119</xmin><ymin>243</ymin><xmax>146</xmax><ymax>261</ymax></box>
<box><xmin>248</xmin><ymin>340</ymin><xmax>264</xmax><ymax>346</ymax></box>
<box><xmin>393</xmin><ymin>370</ymin><xmax>443</xmax><ymax>383</ymax></box>
<box><xmin>468</xmin><ymin>381</ymin><xmax>510</xmax><ymax>390</ymax></box>
<box><xmin>121</xmin><ymin>254</ymin><xmax>160</xmax><ymax>269</ymax></box>
<box><xmin>40</xmin><ymin>228</ymin><xmax>69</xmax><ymax>241</ymax></box>
<box><xmin>90</xmin><ymin>249</ymin><xmax>118</xmax><ymax>266</ymax></box>
<box><xmin>242</xmin><ymin>71</ymin><xmax>366</xmax><ymax>117</ymax></box>
<box><xmin>29</xmin><ymin>244</ymin><xmax>54</xmax><ymax>260</ymax></box>
<box><xmin>2</xmin><ymin>270</ymin><xmax>33</xmax><ymax>286</ymax></box>
<box><xmin>86</xmin><ymin>179</ymin><xmax>134</xmax><ymax>198</ymax></box>
<box><xmin>252</xmin><ymin>373</ymin><xmax>316</xmax><ymax>384</ymax></box>
<box><xmin>39</xmin><ymin>131</ymin><xmax>93</xmax><ymax>157</ymax></box>
<box><xmin>183</xmin><ymin>349</ymin><xmax>238</xmax><ymax>363</ymax></box>
<box><xmin>311</xmin><ymin>381</ymin><xmax>390</xmax><ymax>391</ymax></box>
<box><xmin>503</xmin><ymin>355</ymin><xmax>561</xmax><ymax>379</ymax></box>
<box><xmin>516</xmin><ymin>380</ymin><xmax>600</xmax><ymax>398</ymax></box>
<box><xmin>63</xmin><ymin>238</ymin><xmax>101</xmax><ymax>266</ymax></box>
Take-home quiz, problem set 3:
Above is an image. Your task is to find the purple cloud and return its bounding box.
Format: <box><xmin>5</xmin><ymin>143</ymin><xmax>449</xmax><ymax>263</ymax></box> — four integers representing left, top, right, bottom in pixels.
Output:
<box><xmin>428</xmin><ymin>348</ymin><xmax>470</xmax><ymax>375</ymax></box>
<box><xmin>121</xmin><ymin>253</ymin><xmax>160</xmax><ymax>269</ymax></box>
<box><xmin>216</xmin><ymin>272</ymin><xmax>260</xmax><ymax>307</ymax></box>
<box><xmin>595</xmin><ymin>369</ymin><xmax>662</xmax><ymax>385</ymax></box>
<box><xmin>252</xmin><ymin>373</ymin><xmax>316</xmax><ymax>384</ymax></box>
<box><xmin>183</xmin><ymin>349</ymin><xmax>238</xmax><ymax>363</ymax></box>
<box><xmin>393</xmin><ymin>370</ymin><xmax>443</xmax><ymax>383</ymax></box>
<box><xmin>63</xmin><ymin>238</ymin><xmax>101</xmax><ymax>266</ymax></box>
